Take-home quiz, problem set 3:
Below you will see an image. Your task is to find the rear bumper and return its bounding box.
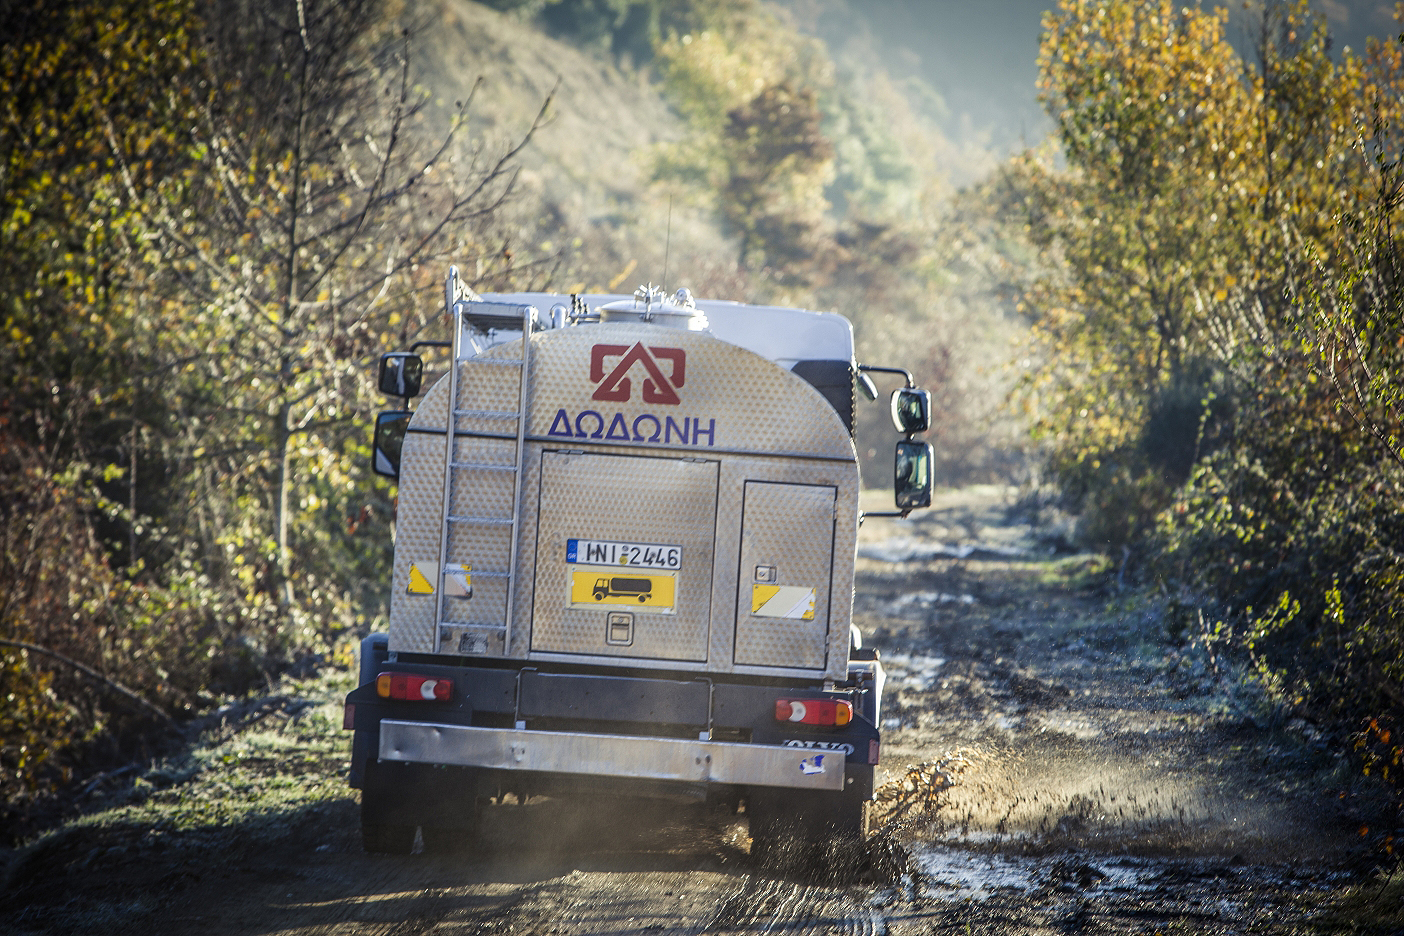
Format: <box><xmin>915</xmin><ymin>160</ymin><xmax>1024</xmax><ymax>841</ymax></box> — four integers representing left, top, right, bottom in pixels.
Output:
<box><xmin>379</xmin><ymin>719</ymin><xmax>845</xmax><ymax>791</ymax></box>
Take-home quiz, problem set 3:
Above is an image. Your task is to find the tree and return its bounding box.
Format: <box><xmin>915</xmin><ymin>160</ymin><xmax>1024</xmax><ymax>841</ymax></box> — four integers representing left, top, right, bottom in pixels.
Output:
<box><xmin>0</xmin><ymin>0</ymin><xmax>552</xmax><ymax>803</ymax></box>
<box><xmin>1023</xmin><ymin>0</ymin><xmax>1363</xmax><ymax>547</ymax></box>
<box><xmin>116</xmin><ymin>0</ymin><xmax>548</xmax><ymax>615</ymax></box>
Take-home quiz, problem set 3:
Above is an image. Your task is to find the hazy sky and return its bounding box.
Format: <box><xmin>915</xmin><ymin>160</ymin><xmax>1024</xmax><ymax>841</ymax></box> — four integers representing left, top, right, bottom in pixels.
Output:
<box><xmin>780</xmin><ymin>0</ymin><xmax>1402</xmax><ymax>157</ymax></box>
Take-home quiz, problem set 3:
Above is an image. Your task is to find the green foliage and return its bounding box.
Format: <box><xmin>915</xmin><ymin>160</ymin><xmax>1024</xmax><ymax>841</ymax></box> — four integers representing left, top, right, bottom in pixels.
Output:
<box><xmin>1021</xmin><ymin>1</ymin><xmax>1404</xmax><ymax>837</ymax></box>
<box><xmin>0</xmin><ymin>0</ymin><xmax>545</xmax><ymax>807</ymax></box>
<box><xmin>1022</xmin><ymin>0</ymin><xmax>1363</xmax><ymax>548</ymax></box>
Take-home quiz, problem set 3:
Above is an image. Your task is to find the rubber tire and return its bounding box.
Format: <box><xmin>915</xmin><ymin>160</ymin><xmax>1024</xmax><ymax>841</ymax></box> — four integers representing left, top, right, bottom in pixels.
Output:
<box><xmin>421</xmin><ymin>823</ymin><xmax>475</xmax><ymax>855</ymax></box>
<box><xmin>748</xmin><ymin>775</ymin><xmax>872</xmax><ymax>874</ymax></box>
<box><xmin>362</xmin><ymin>821</ymin><xmax>415</xmax><ymax>855</ymax></box>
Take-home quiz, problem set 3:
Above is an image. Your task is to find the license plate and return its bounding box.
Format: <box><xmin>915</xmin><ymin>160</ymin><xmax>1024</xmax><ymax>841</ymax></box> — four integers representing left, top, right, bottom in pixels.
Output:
<box><xmin>566</xmin><ymin>538</ymin><xmax>681</xmax><ymax>570</ymax></box>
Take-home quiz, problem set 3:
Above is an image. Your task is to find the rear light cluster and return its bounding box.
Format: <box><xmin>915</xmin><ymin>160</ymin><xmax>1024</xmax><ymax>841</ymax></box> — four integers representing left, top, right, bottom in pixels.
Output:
<box><xmin>775</xmin><ymin>698</ymin><xmax>853</xmax><ymax>726</ymax></box>
<box><xmin>376</xmin><ymin>671</ymin><xmax>452</xmax><ymax>702</ymax></box>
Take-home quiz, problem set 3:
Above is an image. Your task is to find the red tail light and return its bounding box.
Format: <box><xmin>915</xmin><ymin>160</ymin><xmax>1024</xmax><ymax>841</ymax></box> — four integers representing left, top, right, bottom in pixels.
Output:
<box><xmin>775</xmin><ymin>698</ymin><xmax>853</xmax><ymax>726</ymax></box>
<box><xmin>376</xmin><ymin>672</ymin><xmax>452</xmax><ymax>702</ymax></box>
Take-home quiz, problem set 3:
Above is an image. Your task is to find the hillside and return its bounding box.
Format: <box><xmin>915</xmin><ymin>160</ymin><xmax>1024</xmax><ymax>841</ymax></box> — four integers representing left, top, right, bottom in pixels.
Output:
<box><xmin>400</xmin><ymin>1</ymin><xmax>1030</xmax><ymax>485</ymax></box>
<box><xmin>408</xmin><ymin>1</ymin><xmax>731</xmax><ymax>293</ymax></box>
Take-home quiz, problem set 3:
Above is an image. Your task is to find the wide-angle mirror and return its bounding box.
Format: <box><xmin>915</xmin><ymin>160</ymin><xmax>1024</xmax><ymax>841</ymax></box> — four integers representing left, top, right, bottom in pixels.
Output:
<box><xmin>372</xmin><ymin>411</ymin><xmax>412</xmax><ymax>479</ymax></box>
<box><xmin>890</xmin><ymin>387</ymin><xmax>931</xmax><ymax>435</ymax></box>
<box><xmin>894</xmin><ymin>439</ymin><xmax>934</xmax><ymax>510</ymax></box>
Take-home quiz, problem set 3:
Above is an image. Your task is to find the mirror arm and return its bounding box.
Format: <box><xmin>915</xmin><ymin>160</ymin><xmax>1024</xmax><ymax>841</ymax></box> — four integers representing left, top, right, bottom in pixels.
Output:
<box><xmin>860</xmin><ymin>510</ymin><xmax>913</xmax><ymax>521</ymax></box>
<box><xmin>857</xmin><ymin>363</ymin><xmax>914</xmax><ymax>388</ymax></box>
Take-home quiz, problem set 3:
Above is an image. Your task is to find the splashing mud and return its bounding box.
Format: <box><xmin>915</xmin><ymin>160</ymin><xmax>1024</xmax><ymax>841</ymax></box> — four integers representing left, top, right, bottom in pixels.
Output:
<box><xmin>845</xmin><ymin>486</ymin><xmax>1383</xmax><ymax>931</ymax></box>
<box><xmin>0</xmin><ymin>486</ymin><xmax>1389</xmax><ymax>935</ymax></box>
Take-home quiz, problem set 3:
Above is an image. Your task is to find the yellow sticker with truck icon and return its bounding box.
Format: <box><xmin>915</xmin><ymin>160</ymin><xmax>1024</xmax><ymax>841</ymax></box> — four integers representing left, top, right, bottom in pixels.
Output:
<box><xmin>751</xmin><ymin>584</ymin><xmax>816</xmax><ymax>620</ymax></box>
<box><xmin>569</xmin><ymin>568</ymin><xmax>676</xmax><ymax>611</ymax></box>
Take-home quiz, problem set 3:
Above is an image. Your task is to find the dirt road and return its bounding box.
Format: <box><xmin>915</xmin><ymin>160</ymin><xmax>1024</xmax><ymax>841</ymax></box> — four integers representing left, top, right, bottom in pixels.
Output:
<box><xmin>2</xmin><ymin>486</ymin><xmax>1382</xmax><ymax>934</ymax></box>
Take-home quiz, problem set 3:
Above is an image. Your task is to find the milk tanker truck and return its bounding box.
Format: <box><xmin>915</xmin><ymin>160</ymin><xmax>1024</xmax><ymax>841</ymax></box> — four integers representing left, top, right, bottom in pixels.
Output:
<box><xmin>343</xmin><ymin>268</ymin><xmax>933</xmax><ymax>856</ymax></box>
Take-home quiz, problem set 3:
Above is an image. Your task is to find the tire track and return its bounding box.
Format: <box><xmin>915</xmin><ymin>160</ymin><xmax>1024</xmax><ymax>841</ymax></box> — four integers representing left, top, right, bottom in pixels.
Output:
<box><xmin>704</xmin><ymin>875</ymin><xmax>884</xmax><ymax>936</ymax></box>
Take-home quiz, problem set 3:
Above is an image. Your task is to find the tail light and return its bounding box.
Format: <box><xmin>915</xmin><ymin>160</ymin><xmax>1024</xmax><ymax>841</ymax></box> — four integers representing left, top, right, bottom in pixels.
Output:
<box><xmin>376</xmin><ymin>672</ymin><xmax>452</xmax><ymax>702</ymax></box>
<box><xmin>775</xmin><ymin>698</ymin><xmax>852</xmax><ymax>726</ymax></box>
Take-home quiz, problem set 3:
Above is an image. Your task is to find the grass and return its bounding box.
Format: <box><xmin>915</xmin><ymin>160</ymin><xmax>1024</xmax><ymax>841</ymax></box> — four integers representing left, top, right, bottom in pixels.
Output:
<box><xmin>1301</xmin><ymin>871</ymin><xmax>1404</xmax><ymax>934</ymax></box>
<box><xmin>1</xmin><ymin>665</ymin><xmax>357</xmax><ymax>933</ymax></box>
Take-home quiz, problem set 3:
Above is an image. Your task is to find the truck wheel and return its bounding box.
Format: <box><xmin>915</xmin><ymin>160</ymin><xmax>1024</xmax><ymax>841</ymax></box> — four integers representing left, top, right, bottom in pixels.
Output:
<box><xmin>748</xmin><ymin>771</ymin><xmax>873</xmax><ymax>874</ymax></box>
<box><xmin>421</xmin><ymin>824</ymin><xmax>475</xmax><ymax>855</ymax></box>
<box><xmin>829</xmin><ymin>789</ymin><xmax>871</xmax><ymax>842</ymax></box>
<box><xmin>361</xmin><ymin>759</ymin><xmax>422</xmax><ymax>855</ymax></box>
<box><xmin>420</xmin><ymin>801</ymin><xmax>481</xmax><ymax>855</ymax></box>
<box><xmin>362</xmin><ymin>821</ymin><xmax>415</xmax><ymax>855</ymax></box>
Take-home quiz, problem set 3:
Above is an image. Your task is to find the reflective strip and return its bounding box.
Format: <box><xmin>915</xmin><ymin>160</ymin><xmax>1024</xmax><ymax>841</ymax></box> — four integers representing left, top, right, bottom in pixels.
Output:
<box><xmin>751</xmin><ymin>585</ymin><xmax>816</xmax><ymax>620</ymax></box>
<box><xmin>443</xmin><ymin>563</ymin><xmax>472</xmax><ymax>599</ymax></box>
<box><xmin>378</xmin><ymin>720</ymin><xmax>844</xmax><ymax>790</ymax></box>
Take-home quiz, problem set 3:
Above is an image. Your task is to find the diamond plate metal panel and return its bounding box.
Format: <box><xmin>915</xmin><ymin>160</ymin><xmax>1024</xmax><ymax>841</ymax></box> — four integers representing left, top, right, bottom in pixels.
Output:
<box><xmin>734</xmin><ymin>482</ymin><xmax>836</xmax><ymax>670</ymax></box>
<box><xmin>389</xmin><ymin>345</ymin><xmax>528</xmax><ymax>655</ymax></box>
<box><xmin>389</xmin><ymin>319</ymin><xmax>864</xmax><ymax>678</ymax></box>
<box><xmin>530</xmin><ymin>451</ymin><xmax>718</xmax><ymax>662</ymax></box>
<box><xmin>388</xmin><ymin>430</ymin><xmax>447</xmax><ymax>653</ymax></box>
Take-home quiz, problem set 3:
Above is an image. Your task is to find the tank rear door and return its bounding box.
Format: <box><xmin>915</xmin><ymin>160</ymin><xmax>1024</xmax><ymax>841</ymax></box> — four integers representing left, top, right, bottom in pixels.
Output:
<box><xmin>734</xmin><ymin>481</ymin><xmax>836</xmax><ymax>670</ymax></box>
<box><xmin>530</xmin><ymin>451</ymin><xmax>718</xmax><ymax>662</ymax></box>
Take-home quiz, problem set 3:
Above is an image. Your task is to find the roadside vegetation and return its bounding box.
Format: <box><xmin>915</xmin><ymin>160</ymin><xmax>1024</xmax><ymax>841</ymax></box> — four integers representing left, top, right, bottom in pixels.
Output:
<box><xmin>0</xmin><ymin>0</ymin><xmax>548</xmax><ymax>824</ymax></box>
<box><xmin>7</xmin><ymin>0</ymin><xmax>1404</xmax><ymax>902</ymax></box>
<box><xmin>0</xmin><ymin>0</ymin><xmax>1020</xmax><ymax>832</ymax></box>
<box><xmin>0</xmin><ymin>666</ymin><xmax>354</xmax><ymax>932</ymax></box>
<box><xmin>1012</xmin><ymin>0</ymin><xmax>1404</xmax><ymax>859</ymax></box>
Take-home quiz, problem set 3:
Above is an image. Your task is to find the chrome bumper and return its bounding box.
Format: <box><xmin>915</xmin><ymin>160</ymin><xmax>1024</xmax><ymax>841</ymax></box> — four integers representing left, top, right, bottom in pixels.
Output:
<box><xmin>378</xmin><ymin>720</ymin><xmax>844</xmax><ymax>791</ymax></box>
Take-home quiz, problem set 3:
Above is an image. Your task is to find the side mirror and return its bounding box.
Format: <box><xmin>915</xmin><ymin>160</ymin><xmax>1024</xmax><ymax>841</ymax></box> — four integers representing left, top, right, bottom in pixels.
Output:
<box><xmin>856</xmin><ymin>371</ymin><xmax>878</xmax><ymax>402</ymax></box>
<box><xmin>890</xmin><ymin>387</ymin><xmax>931</xmax><ymax>435</ymax></box>
<box><xmin>378</xmin><ymin>352</ymin><xmax>423</xmax><ymax>399</ymax></box>
<box><xmin>373</xmin><ymin>411</ymin><xmax>412</xmax><ymax>480</ymax></box>
<box><xmin>894</xmin><ymin>440</ymin><xmax>934</xmax><ymax>510</ymax></box>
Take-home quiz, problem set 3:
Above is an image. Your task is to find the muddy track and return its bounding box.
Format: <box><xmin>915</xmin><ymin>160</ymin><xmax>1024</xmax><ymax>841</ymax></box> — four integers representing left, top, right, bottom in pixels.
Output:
<box><xmin>2</xmin><ymin>485</ymin><xmax>1384</xmax><ymax>934</ymax></box>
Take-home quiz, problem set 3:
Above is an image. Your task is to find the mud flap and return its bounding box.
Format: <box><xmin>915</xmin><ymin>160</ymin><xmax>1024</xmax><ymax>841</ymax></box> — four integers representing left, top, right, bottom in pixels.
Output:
<box><xmin>747</xmin><ymin>763</ymin><xmax>873</xmax><ymax>846</ymax></box>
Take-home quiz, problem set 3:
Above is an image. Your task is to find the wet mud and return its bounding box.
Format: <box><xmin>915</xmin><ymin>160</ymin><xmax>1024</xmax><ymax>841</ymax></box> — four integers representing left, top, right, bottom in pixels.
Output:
<box><xmin>2</xmin><ymin>484</ymin><xmax>1382</xmax><ymax>934</ymax></box>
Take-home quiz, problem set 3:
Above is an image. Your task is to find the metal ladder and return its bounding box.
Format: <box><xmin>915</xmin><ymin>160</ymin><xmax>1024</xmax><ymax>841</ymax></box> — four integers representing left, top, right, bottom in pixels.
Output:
<box><xmin>433</xmin><ymin>286</ymin><xmax>537</xmax><ymax>654</ymax></box>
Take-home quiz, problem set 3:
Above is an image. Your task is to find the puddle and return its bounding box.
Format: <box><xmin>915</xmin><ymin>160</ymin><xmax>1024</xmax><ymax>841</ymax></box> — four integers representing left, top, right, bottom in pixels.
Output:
<box><xmin>910</xmin><ymin>846</ymin><xmax>1344</xmax><ymax>903</ymax></box>
<box><xmin>858</xmin><ymin>537</ymin><xmax>1028</xmax><ymax>563</ymax></box>
<box><xmin>916</xmin><ymin>848</ymin><xmax>1040</xmax><ymax>899</ymax></box>
<box><xmin>912</xmin><ymin>846</ymin><xmax>1181</xmax><ymax>902</ymax></box>
<box><xmin>889</xmin><ymin>590</ymin><xmax>977</xmax><ymax>610</ymax></box>
<box><xmin>1033</xmin><ymin>712</ymin><xmax>1104</xmax><ymax>740</ymax></box>
<box><xmin>879</xmin><ymin>651</ymin><xmax>946</xmax><ymax>692</ymax></box>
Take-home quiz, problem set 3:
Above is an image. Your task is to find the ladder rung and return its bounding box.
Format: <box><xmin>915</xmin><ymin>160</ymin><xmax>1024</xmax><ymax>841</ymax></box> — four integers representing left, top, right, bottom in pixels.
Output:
<box><xmin>452</xmin><ymin>408</ymin><xmax>520</xmax><ymax>419</ymax></box>
<box><xmin>458</xmin><ymin>357</ymin><xmax>524</xmax><ymax>367</ymax></box>
<box><xmin>441</xmin><ymin>623</ymin><xmax>508</xmax><ymax>631</ymax></box>
<box><xmin>444</xmin><ymin>569</ymin><xmax>510</xmax><ymax>578</ymax></box>
<box><xmin>449</xmin><ymin>462</ymin><xmax>517</xmax><ymax>472</ymax></box>
<box><xmin>447</xmin><ymin>515</ymin><xmax>516</xmax><ymax>526</ymax></box>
